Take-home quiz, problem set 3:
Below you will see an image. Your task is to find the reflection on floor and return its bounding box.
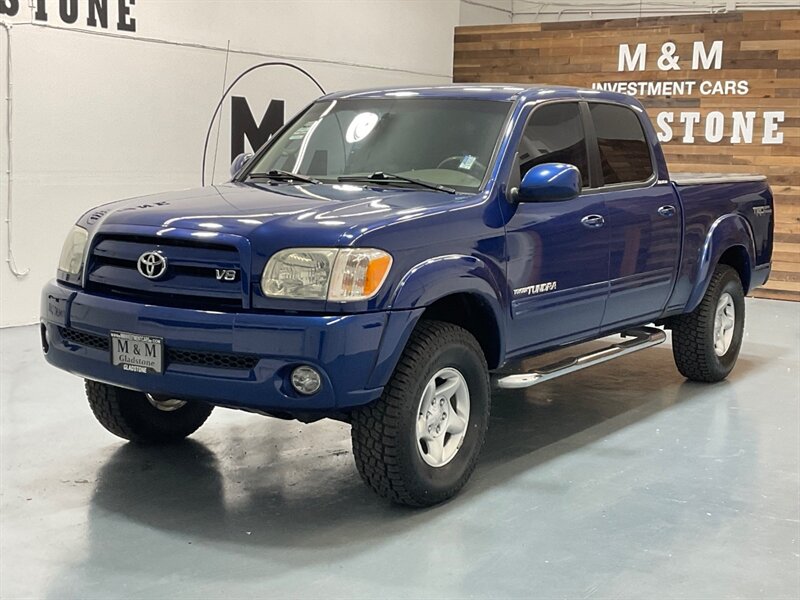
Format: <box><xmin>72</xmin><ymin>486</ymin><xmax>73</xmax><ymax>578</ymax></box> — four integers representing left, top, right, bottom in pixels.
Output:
<box><xmin>1</xmin><ymin>298</ymin><xmax>798</xmax><ymax>599</ymax></box>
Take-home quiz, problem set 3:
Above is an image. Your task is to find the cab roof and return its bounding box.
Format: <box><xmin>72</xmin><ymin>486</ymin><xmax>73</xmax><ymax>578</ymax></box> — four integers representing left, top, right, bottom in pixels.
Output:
<box><xmin>321</xmin><ymin>83</ymin><xmax>634</xmax><ymax>105</ymax></box>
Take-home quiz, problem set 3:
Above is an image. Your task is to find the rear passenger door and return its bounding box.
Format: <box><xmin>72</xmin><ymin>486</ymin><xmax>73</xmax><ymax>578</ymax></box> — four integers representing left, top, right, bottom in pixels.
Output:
<box><xmin>586</xmin><ymin>102</ymin><xmax>682</xmax><ymax>330</ymax></box>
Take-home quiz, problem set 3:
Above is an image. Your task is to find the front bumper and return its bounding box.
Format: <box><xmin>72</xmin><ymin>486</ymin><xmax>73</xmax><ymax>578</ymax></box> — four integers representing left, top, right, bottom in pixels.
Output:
<box><xmin>41</xmin><ymin>280</ymin><xmax>421</xmax><ymax>413</ymax></box>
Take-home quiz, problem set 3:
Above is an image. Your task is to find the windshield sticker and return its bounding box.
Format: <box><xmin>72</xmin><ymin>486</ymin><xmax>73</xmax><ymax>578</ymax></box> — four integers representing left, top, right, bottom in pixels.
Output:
<box><xmin>289</xmin><ymin>122</ymin><xmax>315</xmax><ymax>140</ymax></box>
<box><xmin>346</xmin><ymin>112</ymin><xmax>379</xmax><ymax>143</ymax></box>
<box><xmin>459</xmin><ymin>155</ymin><xmax>477</xmax><ymax>170</ymax></box>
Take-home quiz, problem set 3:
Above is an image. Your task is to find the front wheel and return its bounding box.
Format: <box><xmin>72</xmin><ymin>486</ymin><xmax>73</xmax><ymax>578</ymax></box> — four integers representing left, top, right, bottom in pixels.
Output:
<box><xmin>85</xmin><ymin>380</ymin><xmax>213</xmax><ymax>444</ymax></box>
<box><xmin>350</xmin><ymin>320</ymin><xmax>490</xmax><ymax>507</ymax></box>
<box><xmin>670</xmin><ymin>265</ymin><xmax>745</xmax><ymax>382</ymax></box>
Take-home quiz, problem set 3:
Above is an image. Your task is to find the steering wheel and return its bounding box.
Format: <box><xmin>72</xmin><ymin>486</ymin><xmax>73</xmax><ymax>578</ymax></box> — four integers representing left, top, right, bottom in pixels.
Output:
<box><xmin>436</xmin><ymin>155</ymin><xmax>487</xmax><ymax>177</ymax></box>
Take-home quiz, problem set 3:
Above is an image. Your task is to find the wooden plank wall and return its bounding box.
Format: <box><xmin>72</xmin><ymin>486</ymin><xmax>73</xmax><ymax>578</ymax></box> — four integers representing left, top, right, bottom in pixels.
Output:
<box><xmin>454</xmin><ymin>10</ymin><xmax>800</xmax><ymax>301</ymax></box>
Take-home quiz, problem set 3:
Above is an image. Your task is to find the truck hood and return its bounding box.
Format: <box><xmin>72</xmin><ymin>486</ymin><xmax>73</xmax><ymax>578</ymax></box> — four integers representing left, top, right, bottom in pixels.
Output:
<box><xmin>87</xmin><ymin>182</ymin><xmax>469</xmax><ymax>242</ymax></box>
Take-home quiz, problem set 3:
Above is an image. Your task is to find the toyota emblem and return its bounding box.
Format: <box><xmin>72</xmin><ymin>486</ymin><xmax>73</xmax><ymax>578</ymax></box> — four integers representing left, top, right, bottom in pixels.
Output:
<box><xmin>137</xmin><ymin>251</ymin><xmax>168</xmax><ymax>279</ymax></box>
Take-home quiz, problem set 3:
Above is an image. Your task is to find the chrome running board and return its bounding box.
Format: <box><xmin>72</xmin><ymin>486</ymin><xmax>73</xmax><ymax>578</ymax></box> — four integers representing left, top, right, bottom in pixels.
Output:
<box><xmin>494</xmin><ymin>326</ymin><xmax>667</xmax><ymax>390</ymax></box>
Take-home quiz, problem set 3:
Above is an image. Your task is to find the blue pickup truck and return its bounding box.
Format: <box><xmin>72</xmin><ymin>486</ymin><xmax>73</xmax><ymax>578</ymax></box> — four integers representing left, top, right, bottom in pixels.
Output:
<box><xmin>41</xmin><ymin>85</ymin><xmax>773</xmax><ymax>506</ymax></box>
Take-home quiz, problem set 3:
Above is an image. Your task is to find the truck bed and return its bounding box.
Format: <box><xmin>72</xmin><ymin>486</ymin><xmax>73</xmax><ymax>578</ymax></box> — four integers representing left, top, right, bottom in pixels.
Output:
<box><xmin>671</xmin><ymin>173</ymin><xmax>767</xmax><ymax>185</ymax></box>
<box><xmin>664</xmin><ymin>175</ymin><xmax>773</xmax><ymax>314</ymax></box>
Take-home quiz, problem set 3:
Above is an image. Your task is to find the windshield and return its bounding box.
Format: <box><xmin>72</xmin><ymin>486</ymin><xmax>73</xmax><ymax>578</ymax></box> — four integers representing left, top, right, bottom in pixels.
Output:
<box><xmin>245</xmin><ymin>98</ymin><xmax>511</xmax><ymax>192</ymax></box>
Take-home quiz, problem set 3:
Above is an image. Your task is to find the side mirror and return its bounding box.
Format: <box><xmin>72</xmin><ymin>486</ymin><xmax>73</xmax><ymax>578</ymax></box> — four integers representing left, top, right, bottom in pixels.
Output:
<box><xmin>230</xmin><ymin>152</ymin><xmax>253</xmax><ymax>178</ymax></box>
<box><xmin>511</xmin><ymin>163</ymin><xmax>582</xmax><ymax>203</ymax></box>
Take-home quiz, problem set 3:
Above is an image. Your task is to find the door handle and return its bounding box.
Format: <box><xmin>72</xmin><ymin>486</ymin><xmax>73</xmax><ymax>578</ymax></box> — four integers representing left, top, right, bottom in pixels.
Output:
<box><xmin>658</xmin><ymin>205</ymin><xmax>676</xmax><ymax>217</ymax></box>
<box><xmin>581</xmin><ymin>214</ymin><xmax>605</xmax><ymax>229</ymax></box>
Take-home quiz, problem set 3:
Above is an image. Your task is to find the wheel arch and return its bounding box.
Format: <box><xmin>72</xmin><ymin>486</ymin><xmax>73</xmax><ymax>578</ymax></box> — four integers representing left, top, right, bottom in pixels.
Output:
<box><xmin>717</xmin><ymin>245</ymin><xmax>752</xmax><ymax>293</ymax></box>
<box><xmin>685</xmin><ymin>214</ymin><xmax>755</xmax><ymax>313</ymax></box>
<box><xmin>377</xmin><ymin>254</ymin><xmax>507</xmax><ymax>374</ymax></box>
<box><xmin>420</xmin><ymin>292</ymin><xmax>504</xmax><ymax>370</ymax></box>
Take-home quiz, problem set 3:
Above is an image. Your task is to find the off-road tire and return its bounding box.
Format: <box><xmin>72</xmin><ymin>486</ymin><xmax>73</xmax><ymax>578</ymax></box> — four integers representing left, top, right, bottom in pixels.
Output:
<box><xmin>85</xmin><ymin>380</ymin><xmax>213</xmax><ymax>443</ymax></box>
<box><xmin>670</xmin><ymin>265</ymin><xmax>745</xmax><ymax>383</ymax></box>
<box><xmin>350</xmin><ymin>320</ymin><xmax>491</xmax><ymax>507</ymax></box>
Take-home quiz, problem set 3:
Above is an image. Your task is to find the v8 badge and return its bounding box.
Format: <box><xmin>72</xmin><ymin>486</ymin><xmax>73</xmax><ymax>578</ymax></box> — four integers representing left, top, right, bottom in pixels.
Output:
<box><xmin>215</xmin><ymin>269</ymin><xmax>239</xmax><ymax>282</ymax></box>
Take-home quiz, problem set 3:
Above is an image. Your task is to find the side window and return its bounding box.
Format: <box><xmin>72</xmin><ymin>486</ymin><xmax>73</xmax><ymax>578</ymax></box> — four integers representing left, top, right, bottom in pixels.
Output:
<box><xmin>589</xmin><ymin>103</ymin><xmax>654</xmax><ymax>185</ymax></box>
<box><xmin>518</xmin><ymin>102</ymin><xmax>590</xmax><ymax>187</ymax></box>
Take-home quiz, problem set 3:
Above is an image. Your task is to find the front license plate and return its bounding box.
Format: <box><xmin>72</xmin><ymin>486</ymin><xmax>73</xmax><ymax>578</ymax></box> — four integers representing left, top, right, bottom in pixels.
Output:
<box><xmin>110</xmin><ymin>331</ymin><xmax>164</xmax><ymax>374</ymax></box>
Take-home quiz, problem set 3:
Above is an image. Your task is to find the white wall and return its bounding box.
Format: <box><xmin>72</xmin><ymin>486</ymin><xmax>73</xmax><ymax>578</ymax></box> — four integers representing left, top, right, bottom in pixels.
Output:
<box><xmin>459</xmin><ymin>0</ymin><xmax>512</xmax><ymax>25</ymax></box>
<box><xmin>510</xmin><ymin>0</ymin><xmax>798</xmax><ymax>22</ymax></box>
<box><xmin>1</xmin><ymin>0</ymin><xmax>483</xmax><ymax>326</ymax></box>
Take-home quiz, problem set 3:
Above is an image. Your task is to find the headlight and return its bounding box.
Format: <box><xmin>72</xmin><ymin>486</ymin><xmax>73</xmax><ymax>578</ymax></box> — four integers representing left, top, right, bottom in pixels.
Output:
<box><xmin>57</xmin><ymin>226</ymin><xmax>89</xmax><ymax>278</ymax></box>
<box><xmin>262</xmin><ymin>247</ymin><xmax>392</xmax><ymax>302</ymax></box>
<box><xmin>261</xmin><ymin>248</ymin><xmax>338</xmax><ymax>300</ymax></box>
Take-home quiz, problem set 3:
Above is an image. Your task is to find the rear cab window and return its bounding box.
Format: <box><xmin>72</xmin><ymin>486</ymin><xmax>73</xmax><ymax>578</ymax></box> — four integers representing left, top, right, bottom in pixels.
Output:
<box><xmin>588</xmin><ymin>103</ymin><xmax>654</xmax><ymax>186</ymax></box>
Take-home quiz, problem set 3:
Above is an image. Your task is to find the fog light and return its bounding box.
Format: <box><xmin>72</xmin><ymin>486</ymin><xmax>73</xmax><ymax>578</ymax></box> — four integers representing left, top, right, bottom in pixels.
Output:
<box><xmin>291</xmin><ymin>365</ymin><xmax>322</xmax><ymax>395</ymax></box>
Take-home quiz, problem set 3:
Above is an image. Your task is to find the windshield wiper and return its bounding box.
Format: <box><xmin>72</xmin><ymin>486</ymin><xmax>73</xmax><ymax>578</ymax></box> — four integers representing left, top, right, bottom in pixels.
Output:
<box><xmin>246</xmin><ymin>169</ymin><xmax>321</xmax><ymax>185</ymax></box>
<box><xmin>338</xmin><ymin>172</ymin><xmax>456</xmax><ymax>194</ymax></box>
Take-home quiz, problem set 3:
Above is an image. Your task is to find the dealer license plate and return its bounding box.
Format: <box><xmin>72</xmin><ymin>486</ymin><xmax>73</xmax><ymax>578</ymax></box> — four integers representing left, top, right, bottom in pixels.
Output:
<box><xmin>110</xmin><ymin>331</ymin><xmax>164</xmax><ymax>374</ymax></box>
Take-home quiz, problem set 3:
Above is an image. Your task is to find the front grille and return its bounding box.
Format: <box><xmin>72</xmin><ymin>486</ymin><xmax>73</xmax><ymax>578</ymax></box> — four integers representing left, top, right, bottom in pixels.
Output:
<box><xmin>57</xmin><ymin>327</ymin><xmax>258</xmax><ymax>371</ymax></box>
<box><xmin>85</xmin><ymin>234</ymin><xmax>245</xmax><ymax>310</ymax></box>
<box><xmin>87</xmin><ymin>286</ymin><xmax>244</xmax><ymax>310</ymax></box>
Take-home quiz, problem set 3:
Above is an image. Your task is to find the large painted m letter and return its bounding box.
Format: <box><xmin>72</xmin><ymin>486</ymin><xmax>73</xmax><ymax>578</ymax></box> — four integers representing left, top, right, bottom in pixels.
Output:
<box><xmin>230</xmin><ymin>96</ymin><xmax>285</xmax><ymax>161</ymax></box>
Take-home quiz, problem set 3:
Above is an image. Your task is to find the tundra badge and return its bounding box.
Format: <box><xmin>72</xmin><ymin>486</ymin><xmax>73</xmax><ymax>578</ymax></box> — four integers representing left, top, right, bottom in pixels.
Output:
<box><xmin>514</xmin><ymin>281</ymin><xmax>558</xmax><ymax>296</ymax></box>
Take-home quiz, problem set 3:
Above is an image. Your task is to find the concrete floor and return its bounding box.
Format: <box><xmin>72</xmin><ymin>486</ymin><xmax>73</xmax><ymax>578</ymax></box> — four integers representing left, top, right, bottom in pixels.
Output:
<box><xmin>1</xmin><ymin>298</ymin><xmax>798</xmax><ymax>599</ymax></box>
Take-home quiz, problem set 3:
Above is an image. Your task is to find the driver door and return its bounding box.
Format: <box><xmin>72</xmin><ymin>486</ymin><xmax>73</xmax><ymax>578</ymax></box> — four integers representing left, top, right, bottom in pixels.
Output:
<box><xmin>504</xmin><ymin>101</ymin><xmax>610</xmax><ymax>355</ymax></box>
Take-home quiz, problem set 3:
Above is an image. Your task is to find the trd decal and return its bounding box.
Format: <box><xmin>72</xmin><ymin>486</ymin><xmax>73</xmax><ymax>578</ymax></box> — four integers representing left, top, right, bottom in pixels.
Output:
<box><xmin>753</xmin><ymin>205</ymin><xmax>772</xmax><ymax>216</ymax></box>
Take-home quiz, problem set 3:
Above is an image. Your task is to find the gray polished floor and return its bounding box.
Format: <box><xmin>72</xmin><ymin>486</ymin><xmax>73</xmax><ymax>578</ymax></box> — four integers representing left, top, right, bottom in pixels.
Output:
<box><xmin>1</xmin><ymin>298</ymin><xmax>798</xmax><ymax>599</ymax></box>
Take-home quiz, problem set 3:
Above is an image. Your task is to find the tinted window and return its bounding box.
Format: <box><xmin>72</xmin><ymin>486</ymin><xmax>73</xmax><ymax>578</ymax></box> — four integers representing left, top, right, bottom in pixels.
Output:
<box><xmin>518</xmin><ymin>102</ymin><xmax>589</xmax><ymax>187</ymax></box>
<box><xmin>589</xmin><ymin>103</ymin><xmax>653</xmax><ymax>185</ymax></box>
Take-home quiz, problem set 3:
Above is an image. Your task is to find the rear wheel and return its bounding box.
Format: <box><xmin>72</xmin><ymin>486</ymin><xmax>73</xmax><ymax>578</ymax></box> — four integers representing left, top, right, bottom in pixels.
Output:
<box><xmin>85</xmin><ymin>380</ymin><xmax>213</xmax><ymax>443</ymax></box>
<box><xmin>350</xmin><ymin>320</ymin><xmax>490</xmax><ymax>507</ymax></box>
<box><xmin>670</xmin><ymin>265</ymin><xmax>745</xmax><ymax>382</ymax></box>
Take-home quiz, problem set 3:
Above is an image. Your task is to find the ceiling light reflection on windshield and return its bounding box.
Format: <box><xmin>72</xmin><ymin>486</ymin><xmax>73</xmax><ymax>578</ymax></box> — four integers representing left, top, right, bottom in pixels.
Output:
<box><xmin>345</xmin><ymin>112</ymin><xmax>379</xmax><ymax>143</ymax></box>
